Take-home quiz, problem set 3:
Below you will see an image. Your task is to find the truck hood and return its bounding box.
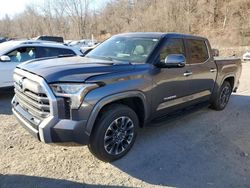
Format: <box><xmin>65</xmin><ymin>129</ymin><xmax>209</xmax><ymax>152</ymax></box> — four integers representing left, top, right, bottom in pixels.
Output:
<box><xmin>17</xmin><ymin>56</ymin><xmax>134</xmax><ymax>83</ymax></box>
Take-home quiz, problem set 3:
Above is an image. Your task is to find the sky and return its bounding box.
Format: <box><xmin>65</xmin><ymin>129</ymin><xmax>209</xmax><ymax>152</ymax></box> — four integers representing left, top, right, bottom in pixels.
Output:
<box><xmin>0</xmin><ymin>0</ymin><xmax>105</xmax><ymax>18</ymax></box>
<box><xmin>0</xmin><ymin>0</ymin><xmax>43</xmax><ymax>18</ymax></box>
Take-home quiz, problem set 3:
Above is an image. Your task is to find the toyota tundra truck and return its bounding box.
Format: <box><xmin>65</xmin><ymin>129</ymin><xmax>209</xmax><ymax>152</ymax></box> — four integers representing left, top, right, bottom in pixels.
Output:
<box><xmin>12</xmin><ymin>33</ymin><xmax>242</xmax><ymax>162</ymax></box>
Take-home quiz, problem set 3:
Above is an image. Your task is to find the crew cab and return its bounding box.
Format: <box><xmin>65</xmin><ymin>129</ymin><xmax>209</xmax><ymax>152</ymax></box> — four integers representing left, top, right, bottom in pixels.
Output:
<box><xmin>12</xmin><ymin>33</ymin><xmax>242</xmax><ymax>162</ymax></box>
<box><xmin>0</xmin><ymin>40</ymin><xmax>82</xmax><ymax>88</ymax></box>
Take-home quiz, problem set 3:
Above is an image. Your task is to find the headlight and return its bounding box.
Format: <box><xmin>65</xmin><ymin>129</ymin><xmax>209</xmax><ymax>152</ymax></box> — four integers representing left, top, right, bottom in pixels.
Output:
<box><xmin>50</xmin><ymin>83</ymin><xmax>98</xmax><ymax>109</ymax></box>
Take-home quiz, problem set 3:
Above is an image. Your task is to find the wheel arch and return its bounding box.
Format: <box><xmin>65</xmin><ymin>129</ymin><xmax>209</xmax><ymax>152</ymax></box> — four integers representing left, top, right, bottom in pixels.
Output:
<box><xmin>211</xmin><ymin>74</ymin><xmax>235</xmax><ymax>103</ymax></box>
<box><xmin>221</xmin><ymin>74</ymin><xmax>235</xmax><ymax>90</ymax></box>
<box><xmin>85</xmin><ymin>91</ymin><xmax>148</xmax><ymax>135</ymax></box>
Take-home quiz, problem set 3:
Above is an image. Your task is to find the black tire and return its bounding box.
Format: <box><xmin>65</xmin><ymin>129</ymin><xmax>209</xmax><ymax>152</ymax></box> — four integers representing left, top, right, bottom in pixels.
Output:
<box><xmin>211</xmin><ymin>81</ymin><xmax>232</xmax><ymax>111</ymax></box>
<box><xmin>88</xmin><ymin>104</ymin><xmax>139</xmax><ymax>162</ymax></box>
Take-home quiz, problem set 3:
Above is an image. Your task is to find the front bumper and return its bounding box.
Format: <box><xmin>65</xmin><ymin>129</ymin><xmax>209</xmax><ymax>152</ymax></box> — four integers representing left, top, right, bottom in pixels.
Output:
<box><xmin>12</xmin><ymin>68</ymin><xmax>90</xmax><ymax>145</ymax></box>
<box><xmin>12</xmin><ymin>98</ymin><xmax>90</xmax><ymax>144</ymax></box>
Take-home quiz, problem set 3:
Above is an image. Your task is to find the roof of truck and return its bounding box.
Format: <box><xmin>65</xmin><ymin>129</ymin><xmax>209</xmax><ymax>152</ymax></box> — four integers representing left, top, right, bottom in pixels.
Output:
<box><xmin>116</xmin><ymin>32</ymin><xmax>207</xmax><ymax>40</ymax></box>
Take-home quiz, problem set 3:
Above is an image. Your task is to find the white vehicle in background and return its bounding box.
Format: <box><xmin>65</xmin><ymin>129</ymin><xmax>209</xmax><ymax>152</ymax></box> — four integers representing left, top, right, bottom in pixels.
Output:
<box><xmin>0</xmin><ymin>40</ymin><xmax>82</xmax><ymax>88</ymax></box>
<box><xmin>243</xmin><ymin>51</ymin><xmax>250</xmax><ymax>61</ymax></box>
<box><xmin>69</xmin><ymin>39</ymin><xmax>98</xmax><ymax>49</ymax></box>
<box><xmin>80</xmin><ymin>43</ymin><xmax>100</xmax><ymax>56</ymax></box>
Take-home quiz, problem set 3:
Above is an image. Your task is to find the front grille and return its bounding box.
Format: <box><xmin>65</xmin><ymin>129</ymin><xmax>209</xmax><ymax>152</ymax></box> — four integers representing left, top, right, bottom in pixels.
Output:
<box><xmin>14</xmin><ymin>73</ymin><xmax>50</xmax><ymax>119</ymax></box>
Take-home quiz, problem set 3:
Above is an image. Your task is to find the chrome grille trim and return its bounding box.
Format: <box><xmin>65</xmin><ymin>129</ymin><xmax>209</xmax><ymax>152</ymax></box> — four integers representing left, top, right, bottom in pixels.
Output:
<box><xmin>15</xmin><ymin>92</ymin><xmax>50</xmax><ymax>118</ymax></box>
<box><xmin>14</xmin><ymin>88</ymin><xmax>50</xmax><ymax>112</ymax></box>
<box><xmin>24</xmin><ymin>90</ymin><xmax>49</xmax><ymax>103</ymax></box>
<box><xmin>14</xmin><ymin>81</ymin><xmax>50</xmax><ymax>118</ymax></box>
<box><xmin>13</xmin><ymin>68</ymin><xmax>59</xmax><ymax>143</ymax></box>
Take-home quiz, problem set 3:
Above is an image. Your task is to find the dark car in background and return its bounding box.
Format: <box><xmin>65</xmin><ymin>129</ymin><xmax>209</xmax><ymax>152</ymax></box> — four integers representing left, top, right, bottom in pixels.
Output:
<box><xmin>0</xmin><ymin>37</ymin><xmax>8</xmax><ymax>43</ymax></box>
<box><xmin>33</xmin><ymin>36</ymin><xmax>64</xmax><ymax>43</ymax></box>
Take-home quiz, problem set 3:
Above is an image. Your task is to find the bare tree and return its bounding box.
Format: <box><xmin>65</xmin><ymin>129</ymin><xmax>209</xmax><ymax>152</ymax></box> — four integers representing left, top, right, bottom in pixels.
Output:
<box><xmin>0</xmin><ymin>0</ymin><xmax>250</xmax><ymax>46</ymax></box>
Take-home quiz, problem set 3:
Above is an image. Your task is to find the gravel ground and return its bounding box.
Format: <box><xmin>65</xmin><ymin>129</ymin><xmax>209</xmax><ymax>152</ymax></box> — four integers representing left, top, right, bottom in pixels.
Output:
<box><xmin>1</xmin><ymin>63</ymin><xmax>250</xmax><ymax>188</ymax></box>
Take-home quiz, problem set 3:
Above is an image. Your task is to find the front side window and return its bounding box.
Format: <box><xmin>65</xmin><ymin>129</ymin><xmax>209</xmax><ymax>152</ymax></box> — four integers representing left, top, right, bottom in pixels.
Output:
<box><xmin>187</xmin><ymin>39</ymin><xmax>209</xmax><ymax>64</ymax></box>
<box><xmin>86</xmin><ymin>36</ymin><xmax>159</xmax><ymax>63</ymax></box>
<box><xmin>6</xmin><ymin>47</ymin><xmax>36</xmax><ymax>62</ymax></box>
<box><xmin>159</xmin><ymin>38</ymin><xmax>185</xmax><ymax>63</ymax></box>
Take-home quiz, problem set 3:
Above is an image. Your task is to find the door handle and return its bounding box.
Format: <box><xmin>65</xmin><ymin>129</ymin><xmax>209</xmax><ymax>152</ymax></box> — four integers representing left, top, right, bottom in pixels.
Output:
<box><xmin>210</xmin><ymin>68</ymin><xmax>216</xmax><ymax>73</ymax></box>
<box><xmin>183</xmin><ymin>71</ymin><xmax>193</xmax><ymax>77</ymax></box>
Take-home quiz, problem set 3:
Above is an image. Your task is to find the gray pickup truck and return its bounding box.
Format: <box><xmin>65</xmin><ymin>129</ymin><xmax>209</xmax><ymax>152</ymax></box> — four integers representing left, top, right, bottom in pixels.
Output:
<box><xmin>12</xmin><ymin>33</ymin><xmax>242</xmax><ymax>161</ymax></box>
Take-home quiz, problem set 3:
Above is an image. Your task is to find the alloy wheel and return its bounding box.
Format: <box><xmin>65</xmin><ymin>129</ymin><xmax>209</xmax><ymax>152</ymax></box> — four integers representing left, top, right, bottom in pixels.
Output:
<box><xmin>220</xmin><ymin>85</ymin><xmax>231</xmax><ymax>108</ymax></box>
<box><xmin>104</xmin><ymin>116</ymin><xmax>135</xmax><ymax>155</ymax></box>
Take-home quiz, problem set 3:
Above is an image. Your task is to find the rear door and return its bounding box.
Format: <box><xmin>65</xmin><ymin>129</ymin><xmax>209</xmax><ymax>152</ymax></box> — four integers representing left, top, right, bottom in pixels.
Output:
<box><xmin>185</xmin><ymin>39</ymin><xmax>217</xmax><ymax>101</ymax></box>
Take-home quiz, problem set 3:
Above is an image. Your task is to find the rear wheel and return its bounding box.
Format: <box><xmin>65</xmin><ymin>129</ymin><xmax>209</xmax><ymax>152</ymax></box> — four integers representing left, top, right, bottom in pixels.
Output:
<box><xmin>211</xmin><ymin>81</ymin><xmax>232</xmax><ymax>110</ymax></box>
<box><xmin>88</xmin><ymin>104</ymin><xmax>139</xmax><ymax>162</ymax></box>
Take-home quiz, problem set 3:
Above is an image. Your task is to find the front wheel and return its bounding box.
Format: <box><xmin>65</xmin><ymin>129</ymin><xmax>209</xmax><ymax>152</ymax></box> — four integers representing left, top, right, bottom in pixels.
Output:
<box><xmin>211</xmin><ymin>81</ymin><xmax>232</xmax><ymax>111</ymax></box>
<box><xmin>88</xmin><ymin>104</ymin><xmax>139</xmax><ymax>162</ymax></box>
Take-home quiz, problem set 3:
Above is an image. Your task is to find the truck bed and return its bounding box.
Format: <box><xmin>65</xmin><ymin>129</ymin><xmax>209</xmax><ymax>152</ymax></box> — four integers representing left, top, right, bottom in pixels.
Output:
<box><xmin>214</xmin><ymin>56</ymin><xmax>242</xmax><ymax>92</ymax></box>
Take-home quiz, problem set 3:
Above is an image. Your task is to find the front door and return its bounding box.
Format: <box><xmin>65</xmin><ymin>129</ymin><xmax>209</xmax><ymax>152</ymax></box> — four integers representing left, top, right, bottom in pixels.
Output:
<box><xmin>0</xmin><ymin>47</ymin><xmax>36</xmax><ymax>87</ymax></box>
<box><xmin>151</xmin><ymin>38</ymin><xmax>192</xmax><ymax>118</ymax></box>
<box><xmin>0</xmin><ymin>61</ymin><xmax>20</xmax><ymax>87</ymax></box>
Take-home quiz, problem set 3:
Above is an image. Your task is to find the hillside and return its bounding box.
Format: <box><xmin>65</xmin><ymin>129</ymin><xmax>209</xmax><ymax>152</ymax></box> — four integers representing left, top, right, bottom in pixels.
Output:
<box><xmin>0</xmin><ymin>0</ymin><xmax>249</xmax><ymax>49</ymax></box>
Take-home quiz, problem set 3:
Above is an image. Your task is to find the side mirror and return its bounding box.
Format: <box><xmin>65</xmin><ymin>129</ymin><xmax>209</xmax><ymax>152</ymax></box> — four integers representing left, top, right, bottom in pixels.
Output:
<box><xmin>0</xmin><ymin>55</ymin><xmax>11</xmax><ymax>62</ymax></box>
<box><xmin>212</xmin><ymin>49</ymin><xmax>219</xmax><ymax>57</ymax></box>
<box><xmin>156</xmin><ymin>54</ymin><xmax>186</xmax><ymax>68</ymax></box>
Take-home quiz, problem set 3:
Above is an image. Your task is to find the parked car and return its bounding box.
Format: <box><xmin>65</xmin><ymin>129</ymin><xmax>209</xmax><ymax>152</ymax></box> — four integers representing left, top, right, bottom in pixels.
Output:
<box><xmin>69</xmin><ymin>39</ymin><xmax>98</xmax><ymax>49</ymax></box>
<box><xmin>64</xmin><ymin>40</ymin><xmax>73</xmax><ymax>45</ymax></box>
<box><xmin>12</xmin><ymin>33</ymin><xmax>241</xmax><ymax>162</ymax></box>
<box><xmin>243</xmin><ymin>51</ymin><xmax>250</xmax><ymax>61</ymax></box>
<box><xmin>0</xmin><ymin>40</ymin><xmax>82</xmax><ymax>88</ymax></box>
<box><xmin>33</xmin><ymin>35</ymin><xmax>64</xmax><ymax>43</ymax></box>
<box><xmin>0</xmin><ymin>37</ymin><xmax>7</xmax><ymax>43</ymax></box>
<box><xmin>80</xmin><ymin>44</ymin><xmax>99</xmax><ymax>56</ymax></box>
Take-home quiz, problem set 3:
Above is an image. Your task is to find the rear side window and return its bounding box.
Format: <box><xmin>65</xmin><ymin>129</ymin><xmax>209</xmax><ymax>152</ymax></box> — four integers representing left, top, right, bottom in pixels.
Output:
<box><xmin>37</xmin><ymin>47</ymin><xmax>75</xmax><ymax>58</ymax></box>
<box><xmin>58</xmin><ymin>48</ymin><xmax>76</xmax><ymax>56</ymax></box>
<box><xmin>160</xmin><ymin>38</ymin><xmax>185</xmax><ymax>63</ymax></box>
<box><xmin>187</xmin><ymin>40</ymin><xmax>209</xmax><ymax>64</ymax></box>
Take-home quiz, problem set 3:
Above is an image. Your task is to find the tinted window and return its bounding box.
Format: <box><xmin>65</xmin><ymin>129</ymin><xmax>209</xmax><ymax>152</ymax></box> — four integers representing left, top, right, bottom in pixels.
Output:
<box><xmin>58</xmin><ymin>48</ymin><xmax>76</xmax><ymax>56</ymax></box>
<box><xmin>37</xmin><ymin>47</ymin><xmax>75</xmax><ymax>58</ymax></box>
<box><xmin>37</xmin><ymin>36</ymin><xmax>64</xmax><ymax>43</ymax></box>
<box><xmin>187</xmin><ymin>40</ymin><xmax>209</xmax><ymax>64</ymax></box>
<box><xmin>160</xmin><ymin>38</ymin><xmax>184</xmax><ymax>63</ymax></box>
<box><xmin>6</xmin><ymin>47</ymin><xmax>36</xmax><ymax>62</ymax></box>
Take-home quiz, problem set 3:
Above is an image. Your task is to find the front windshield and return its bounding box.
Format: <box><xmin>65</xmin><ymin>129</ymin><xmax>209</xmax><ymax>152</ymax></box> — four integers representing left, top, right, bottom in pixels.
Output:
<box><xmin>86</xmin><ymin>36</ymin><xmax>159</xmax><ymax>62</ymax></box>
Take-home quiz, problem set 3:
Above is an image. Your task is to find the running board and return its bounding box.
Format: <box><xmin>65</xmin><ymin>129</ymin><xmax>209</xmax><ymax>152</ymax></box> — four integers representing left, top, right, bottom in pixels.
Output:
<box><xmin>150</xmin><ymin>102</ymin><xmax>210</xmax><ymax>127</ymax></box>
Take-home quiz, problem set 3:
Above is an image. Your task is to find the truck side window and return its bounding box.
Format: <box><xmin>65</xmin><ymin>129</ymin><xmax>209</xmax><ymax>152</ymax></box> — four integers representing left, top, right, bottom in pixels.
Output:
<box><xmin>187</xmin><ymin>40</ymin><xmax>209</xmax><ymax>64</ymax></box>
<box><xmin>160</xmin><ymin>38</ymin><xmax>184</xmax><ymax>63</ymax></box>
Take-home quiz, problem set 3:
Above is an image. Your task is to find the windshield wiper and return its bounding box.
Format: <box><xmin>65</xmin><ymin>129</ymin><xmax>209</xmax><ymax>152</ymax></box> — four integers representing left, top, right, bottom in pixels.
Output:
<box><xmin>86</xmin><ymin>55</ymin><xmax>132</xmax><ymax>65</ymax></box>
<box><xmin>101</xmin><ymin>56</ymin><xmax>114</xmax><ymax>61</ymax></box>
<box><xmin>86</xmin><ymin>55</ymin><xmax>114</xmax><ymax>61</ymax></box>
<box><xmin>57</xmin><ymin>54</ymin><xmax>76</xmax><ymax>58</ymax></box>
